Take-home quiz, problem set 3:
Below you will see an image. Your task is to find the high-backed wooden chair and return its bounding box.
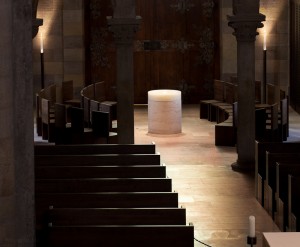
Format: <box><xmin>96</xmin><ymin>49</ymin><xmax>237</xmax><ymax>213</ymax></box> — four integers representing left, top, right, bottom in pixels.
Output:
<box><xmin>91</xmin><ymin>110</ymin><xmax>118</xmax><ymax>144</ymax></box>
<box><xmin>54</xmin><ymin>103</ymin><xmax>71</xmax><ymax>144</ymax></box>
<box><xmin>36</xmin><ymin>93</ymin><xmax>43</xmax><ymax>136</ymax></box>
<box><xmin>264</xmin><ymin>103</ymin><xmax>280</xmax><ymax>142</ymax></box>
<box><xmin>200</xmin><ymin>80</ymin><xmax>225</xmax><ymax>119</ymax></box>
<box><xmin>41</xmin><ymin>98</ymin><xmax>55</xmax><ymax>142</ymax></box>
<box><xmin>278</xmin><ymin>97</ymin><xmax>288</xmax><ymax>142</ymax></box>
<box><xmin>70</xmin><ymin>107</ymin><xmax>93</xmax><ymax>144</ymax></box>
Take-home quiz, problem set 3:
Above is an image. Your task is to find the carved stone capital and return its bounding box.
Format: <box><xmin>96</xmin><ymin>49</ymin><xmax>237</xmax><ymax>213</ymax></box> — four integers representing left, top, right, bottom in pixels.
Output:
<box><xmin>32</xmin><ymin>0</ymin><xmax>43</xmax><ymax>38</ymax></box>
<box><xmin>228</xmin><ymin>14</ymin><xmax>265</xmax><ymax>42</ymax></box>
<box><xmin>107</xmin><ymin>16</ymin><xmax>141</xmax><ymax>45</ymax></box>
<box><xmin>32</xmin><ymin>18</ymin><xmax>43</xmax><ymax>38</ymax></box>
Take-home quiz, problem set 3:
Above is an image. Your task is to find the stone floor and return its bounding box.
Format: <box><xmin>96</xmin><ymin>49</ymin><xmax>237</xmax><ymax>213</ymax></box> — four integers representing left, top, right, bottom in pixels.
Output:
<box><xmin>133</xmin><ymin>104</ymin><xmax>300</xmax><ymax>247</ymax></box>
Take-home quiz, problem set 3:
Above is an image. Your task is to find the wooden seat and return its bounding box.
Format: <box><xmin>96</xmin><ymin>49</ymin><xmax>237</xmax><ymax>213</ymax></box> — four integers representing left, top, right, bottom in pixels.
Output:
<box><xmin>34</xmin><ymin>143</ymin><xmax>156</xmax><ymax>155</ymax></box>
<box><xmin>36</xmin><ymin>93</ymin><xmax>43</xmax><ymax>136</ymax></box>
<box><xmin>69</xmin><ymin>107</ymin><xmax>93</xmax><ymax>144</ymax></box>
<box><xmin>35</xmin><ymin>154</ymin><xmax>161</xmax><ymax>166</ymax></box>
<box><xmin>91</xmin><ymin>110</ymin><xmax>118</xmax><ymax>144</ymax></box>
<box><xmin>264</xmin><ymin>152</ymin><xmax>300</xmax><ymax>218</ymax></box>
<box><xmin>278</xmin><ymin>97</ymin><xmax>288</xmax><ymax>141</ymax></box>
<box><xmin>35</xmin><ymin>178</ymin><xmax>172</xmax><ymax>193</ymax></box>
<box><xmin>35</xmin><ymin>165</ymin><xmax>166</xmax><ymax>179</ymax></box>
<box><xmin>255</xmin><ymin>141</ymin><xmax>300</xmax><ymax>207</ymax></box>
<box><xmin>41</xmin><ymin>98</ymin><xmax>55</xmax><ymax>142</ymax></box>
<box><xmin>288</xmin><ymin>175</ymin><xmax>300</xmax><ymax>231</ymax></box>
<box><xmin>275</xmin><ymin>163</ymin><xmax>300</xmax><ymax>231</ymax></box>
<box><xmin>54</xmin><ymin>103</ymin><xmax>71</xmax><ymax>144</ymax></box>
<box><xmin>46</xmin><ymin>208</ymin><xmax>187</xmax><ymax>226</ymax></box>
<box><xmin>200</xmin><ymin>79</ymin><xmax>225</xmax><ymax>119</ymax></box>
<box><xmin>35</xmin><ymin>192</ymin><xmax>179</xmax><ymax>209</ymax></box>
<box><xmin>43</xmin><ymin>225</ymin><xmax>194</xmax><ymax>247</ymax></box>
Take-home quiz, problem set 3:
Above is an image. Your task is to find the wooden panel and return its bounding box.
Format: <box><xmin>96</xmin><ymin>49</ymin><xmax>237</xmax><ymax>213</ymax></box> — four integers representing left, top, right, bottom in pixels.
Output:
<box><xmin>85</xmin><ymin>0</ymin><xmax>220</xmax><ymax>103</ymax></box>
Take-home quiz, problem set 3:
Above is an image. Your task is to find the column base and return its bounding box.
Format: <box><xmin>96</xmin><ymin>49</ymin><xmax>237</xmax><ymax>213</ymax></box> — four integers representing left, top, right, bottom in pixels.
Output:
<box><xmin>231</xmin><ymin>160</ymin><xmax>255</xmax><ymax>173</ymax></box>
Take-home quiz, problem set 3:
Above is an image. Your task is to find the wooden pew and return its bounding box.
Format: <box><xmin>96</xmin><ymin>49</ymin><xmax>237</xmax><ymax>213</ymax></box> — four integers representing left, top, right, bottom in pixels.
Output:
<box><xmin>43</xmin><ymin>225</ymin><xmax>194</xmax><ymax>247</ymax></box>
<box><xmin>41</xmin><ymin>98</ymin><xmax>55</xmax><ymax>142</ymax></box>
<box><xmin>264</xmin><ymin>152</ymin><xmax>300</xmax><ymax>218</ymax></box>
<box><xmin>35</xmin><ymin>165</ymin><xmax>166</xmax><ymax>179</ymax></box>
<box><xmin>288</xmin><ymin>175</ymin><xmax>300</xmax><ymax>231</ymax></box>
<box><xmin>69</xmin><ymin>107</ymin><xmax>93</xmax><ymax>144</ymax></box>
<box><xmin>46</xmin><ymin>208</ymin><xmax>187</xmax><ymax>226</ymax></box>
<box><xmin>35</xmin><ymin>178</ymin><xmax>172</xmax><ymax>193</ymax></box>
<box><xmin>278</xmin><ymin>97</ymin><xmax>288</xmax><ymax>142</ymax></box>
<box><xmin>91</xmin><ymin>110</ymin><xmax>118</xmax><ymax>144</ymax></box>
<box><xmin>36</xmin><ymin>192</ymin><xmax>179</xmax><ymax>214</ymax></box>
<box><xmin>54</xmin><ymin>103</ymin><xmax>71</xmax><ymax>144</ymax></box>
<box><xmin>255</xmin><ymin>141</ymin><xmax>300</xmax><ymax>206</ymax></box>
<box><xmin>200</xmin><ymin>79</ymin><xmax>225</xmax><ymax>119</ymax></box>
<box><xmin>34</xmin><ymin>143</ymin><xmax>156</xmax><ymax>155</ymax></box>
<box><xmin>83</xmin><ymin>96</ymin><xmax>90</xmax><ymax>127</ymax></box>
<box><xmin>36</xmin><ymin>93</ymin><xmax>43</xmax><ymax>136</ymax></box>
<box><xmin>275</xmin><ymin>163</ymin><xmax>300</xmax><ymax>231</ymax></box>
<box><xmin>35</xmin><ymin>154</ymin><xmax>161</xmax><ymax>166</ymax></box>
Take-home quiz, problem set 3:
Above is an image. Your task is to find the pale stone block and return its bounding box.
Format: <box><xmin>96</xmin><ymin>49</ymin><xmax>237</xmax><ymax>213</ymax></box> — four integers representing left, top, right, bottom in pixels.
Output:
<box><xmin>64</xmin><ymin>62</ymin><xmax>84</xmax><ymax>74</ymax></box>
<box><xmin>148</xmin><ymin>90</ymin><xmax>182</xmax><ymax>134</ymax></box>
<box><xmin>63</xmin><ymin>22</ymin><xmax>83</xmax><ymax>36</ymax></box>
<box><xmin>45</xmin><ymin>62</ymin><xmax>63</xmax><ymax>74</ymax></box>
<box><xmin>63</xmin><ymin>36</ymin><xmax>84</xmax><ymax>49</ymax></box>
<box><xmin>63</xmin><ymin>10</ymin><xmax>82</xmax><ymax>23</ymax></box>
<box><xmin>64</xmin><ymin>74</ymin><xmax>84</xmax><ymax>88</ymax></box>
<box><xmin>63</xmin><ymin>0</ymin><xmax>82</xmax><ymax>10</ymax></box>
<box><xmin>64</xmin><ymin>48</ymin><xmax>84</xmax><ymax>62</ymax></box>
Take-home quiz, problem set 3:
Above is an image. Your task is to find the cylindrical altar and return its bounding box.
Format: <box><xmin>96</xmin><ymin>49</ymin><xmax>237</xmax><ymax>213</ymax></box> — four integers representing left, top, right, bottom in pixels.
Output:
<box><xmin>148</xmin><ymin>89</ymin><xmax>182</xmax><ymax>134</ymax></box>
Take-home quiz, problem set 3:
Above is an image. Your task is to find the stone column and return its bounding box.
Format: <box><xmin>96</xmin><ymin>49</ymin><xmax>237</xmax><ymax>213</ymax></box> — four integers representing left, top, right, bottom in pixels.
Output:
<box><xmin>228</xmin><ymin>0</ymin><xmax>265</xmax><ymax>171</ymax></box>
<box><xmin>0</xmin><ymin>0</ymin><xmax>35</xmax><ymax>246</ymax></box>
<box><xmin>107</xmin><ymin>0</ymin><xmax>140</xmax><ymax>144</ymax></box>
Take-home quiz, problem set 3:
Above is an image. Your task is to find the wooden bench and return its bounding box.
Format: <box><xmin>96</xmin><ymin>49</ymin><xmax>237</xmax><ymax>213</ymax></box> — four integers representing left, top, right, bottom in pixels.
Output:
<box><xmin>200</xmin><ymin>79</ymin><xmax>225</xmax><ymax>119</ymax></box>
<box><xmin>264</xmin><ymin>152</ymin><xmax>300</xmax><ymax>218</ymax></box>
<box><xmin>35</xmin><ymin>178</ymin><xmax>172</xmax><ymax>193</ymax></box>
<box><xmin>288</xmin><ymin>175</ymin><xmax>300</xmax><ymax>231</ymax></box>
<box><xmin>41</xmin><ymin>98</ymin><xmax>55</xmax><ymax>142</ymax></box>
<box><xmin>275</xmin><ymin>163</ymin><xmax>300</xmax><ymax>231</ymax></box>
<box><xmin>42</xmin><ymin>225</ymin><xmax>194</xmax><ymax>247</ymax></box>
<box><xmin>34</xmin><ymin>143</ymin><xmax>156</xmax><ymax>155</ymax></box>
<box><xmin>36</xmin><ymin>93</ymin><xmax>43</xmax><ymax>136</ymax></box>
<box><xmin>35</xmin><ymin>165</ymin><xmax>166</xmax><ymax>179</ymax></box>
<box><xmin>46</xmin><ymin>207</ymin><xmax>187</xmax><ymax>226</ymax></box>
<box><xmin>35</xmin><ymin>154</ymin><xmax>161</xmax><ymax>166</ymax></box>
<box><xmin>255</xmin><ymin>141</ymin><xmax>300</xmax><ymax>206</ymax></box>
<box><xmin>91</xmin><ymin>110</ymin><xmax>118</xmax><ymax>144</ymax></box>
<box><xmin>54</xmin><ymin>103</ymin><xmax>71</xmax><ymax>144</ymax></box>
<box><xmin>35</xmin><ymin>192</ymin><xmax>179</xmax><ymax>220</ymax></box>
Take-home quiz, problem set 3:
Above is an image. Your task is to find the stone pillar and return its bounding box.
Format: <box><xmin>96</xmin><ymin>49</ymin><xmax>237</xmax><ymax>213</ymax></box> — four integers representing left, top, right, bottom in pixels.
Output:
<box><xmin>107</xmin><ymin>0</ymin><xmax>140</xmax><ymax>144</ymax></box>
<box><xmin>228</xmin><ymin>0</ymin><xmax>265</xmax><ymax>171</ymax></box>
<box><xmin>0</xmin><ymin>0</ymin><xmax>35</xmax><ymax>246</ymax></box>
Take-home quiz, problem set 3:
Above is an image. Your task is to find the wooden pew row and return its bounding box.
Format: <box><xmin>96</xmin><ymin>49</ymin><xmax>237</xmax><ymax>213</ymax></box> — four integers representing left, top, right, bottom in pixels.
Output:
<box><xmin>43</xmin><ymin>225</ymin><xmax>194</xmax><ymax>247</ymax></box>
<box><xmin>288</xmin><ymin>175</ymin><xmax>300</xmax><ymax>231</ymax></box>
<box><xmin>264</xmin><ymin>152</ymin><xmax>300</xmax><ymax>218</ymax></box>
<box><xmin>35</xmin><ymin>154</ymin><xmax>160</xmax><ymax>166</ymax></box>
<box><xmin>35</xmin><ymin>178</ymin><xmax>172</xmax><ymax>193</ymax></box>
<box><xmin>208</xmin><ymin>81</ymin><xmax>237</xmax><ymax>122</ymax></box>
<box><xmin>35</xmin><ymin>165</ymin><xmax>166</xmax><ymax>179</ymax></box>
<box><xmin>47</xmin><ymin>208</ymin><xmax>187</xmax><ymax>226</ymax></box>
<box><xmin>275</xmin><ymin>163</ymin><xmax>300</xmax><ymax>231</ymax></box>
<box><xmin>254</xmin><ymin>141</ymin><xmax>300</xmax><ymax>206</ymax></box>
<box><xmin>200</xmin><ymin>79</ymin><xmax>224</xmax><ymax>119</ymax></box>
<box><xmin>34</xmin><ymin>143</ymin><xmax>156</xmax><ymax>155</ymax></box>
<box><xmin>41</xmin><ymin>98</ymin><xmax>55</xmax><ymax>142</ymax></box>
<box><xmin>35</xmin><ymin>192</ymin><xmax>179</xmax><ymax>228</ymax></box>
